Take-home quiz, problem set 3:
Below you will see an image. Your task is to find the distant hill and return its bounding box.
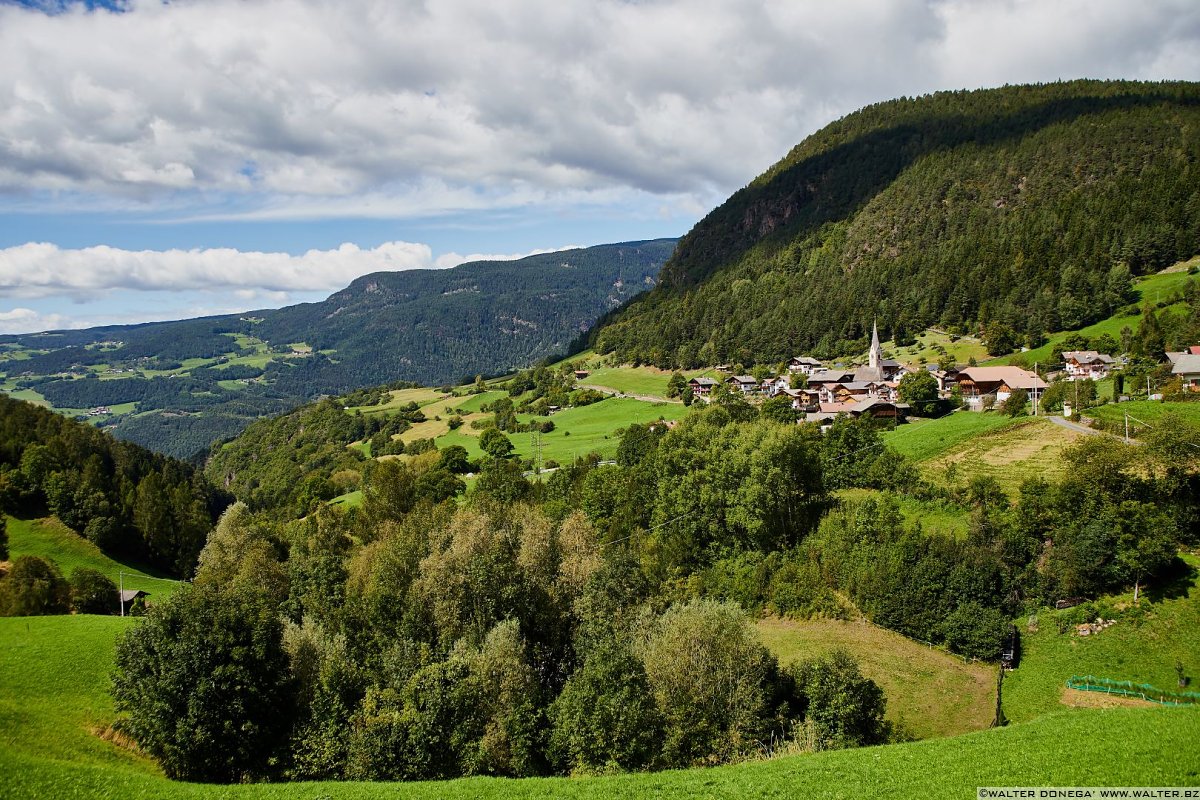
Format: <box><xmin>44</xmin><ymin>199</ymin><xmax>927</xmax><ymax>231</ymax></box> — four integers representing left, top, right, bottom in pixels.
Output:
<box><xmin>252</xmin><ymin>239</ymin><xmax>674</xmax><ymax>387</ymax></box>
<box><xmin>0</xmin><ymin>239</ymin><xmax>675</xmax><ymax>458</ymax></box>
<box><xmin>592</xmin><ymin>80</ymin><xmax>1200</xmax><ymax>366</ymax></box>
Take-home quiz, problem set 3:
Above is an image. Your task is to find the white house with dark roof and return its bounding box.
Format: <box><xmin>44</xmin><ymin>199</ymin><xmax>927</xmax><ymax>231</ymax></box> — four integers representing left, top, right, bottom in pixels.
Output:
<box><xmin>788</xmin><ymin>356</ymin><xmax>823</xmax><ymax>375</ymax></box>
<box><xmin>1061</xmin><ymin>350</ymin><xmax>1115</xmax><ymax>381</ymax></box>
<box><xmin>727</xmin><ymin>375</ymin><xmax>760</xmax><ymax>395</ymax></box>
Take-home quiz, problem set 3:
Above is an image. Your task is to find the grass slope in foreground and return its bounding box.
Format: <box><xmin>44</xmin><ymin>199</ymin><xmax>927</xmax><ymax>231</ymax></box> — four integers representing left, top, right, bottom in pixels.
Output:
<box><xmin>2</xmin><ymin>615</ymin><xmax>1198</xmax><ymax>799</ymax></box>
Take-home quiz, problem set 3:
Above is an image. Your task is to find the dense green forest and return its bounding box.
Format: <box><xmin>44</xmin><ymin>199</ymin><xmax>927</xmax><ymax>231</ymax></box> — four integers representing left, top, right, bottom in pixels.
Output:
<box><xmin>592</xmin><ymin>80</ymin><xmax>1200</xmax><ymax>365</ymax></box>
<box><xmin>0</xmin><ymin>396</ymin><xmax>231</xmax><ymax>576</ymax></box>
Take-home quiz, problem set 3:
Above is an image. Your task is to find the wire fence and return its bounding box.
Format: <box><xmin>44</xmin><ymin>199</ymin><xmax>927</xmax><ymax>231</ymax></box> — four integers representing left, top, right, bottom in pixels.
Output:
<box><xmin>1065</xmin><ymin>675</ymin><xmax>1200</xmax><ymax>706</ymax></box>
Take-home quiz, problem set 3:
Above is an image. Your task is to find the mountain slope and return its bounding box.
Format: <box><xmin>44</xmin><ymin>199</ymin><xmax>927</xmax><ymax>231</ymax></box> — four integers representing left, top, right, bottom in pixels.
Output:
<box><xmin>0</xmin><ymin>240</ymin><xmax>675</xmax><ymax>458</ymax></box>
<box><xmin>592</xmin><ymin>80</ymin><xmax>1200</xmax><ymax>366</ymax></box>
<box><xmin>253</xmin><ymin>239</ymin><xmax>674</xmax><ymax>387</ymax></box>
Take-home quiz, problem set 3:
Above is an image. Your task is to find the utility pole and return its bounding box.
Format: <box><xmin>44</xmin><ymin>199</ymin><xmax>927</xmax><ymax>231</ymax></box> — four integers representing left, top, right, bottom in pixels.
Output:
<box><xmin>1033</xmin><ymin>362</ymin><xmax>1038</xmax><ymax>416</ymax></box>
<box><xmin>1125</xmin><ymin>413</ymin><xmax>1130</xmax><ymax>444</ymax></box>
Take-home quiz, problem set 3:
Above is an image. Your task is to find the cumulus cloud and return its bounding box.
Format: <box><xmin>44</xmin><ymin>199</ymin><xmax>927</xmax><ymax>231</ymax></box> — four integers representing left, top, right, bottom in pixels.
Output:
<box><xmin>0</xmin><ymin>0</ymin><xmax>1195</xmax><ymax>220</ymax></box>
<box><xmin>0</xmin><ymin>240</ymin><xmax>565</xmax><ymax>299</ymax></box>
<box><xmin>0</xmin><ymin>307</ymin><xmax>75</xmax><ymax>335</ymax></box>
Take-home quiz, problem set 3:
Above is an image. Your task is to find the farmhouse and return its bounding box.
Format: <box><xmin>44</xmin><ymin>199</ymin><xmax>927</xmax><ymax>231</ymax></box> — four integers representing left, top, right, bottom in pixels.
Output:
<box><xmin>1167</xmin><ymin>350</ymin><xmax>1200</xmax><ymax>391</ymax></box>
<box><xmin>762</xmin><ymin>375</ymin><xmax>792</xmax><ymax>397</ymax></box>
<box><xmin>687</xmin><ymin>376</ymin><xmax>719</xmax><ymax>397</ymax></box>
<box><xmin>726</xmin><ymin>375</ymin><xmax>759</xmax><ymax>395</ymax></box>
<box><xmin>781</xmin><ymin>387</ymin><xmax>820</xmax><ymax>411</ymax></box>
<box><xmin>1061</xmin><ymin>350</ymin><xmax>1115</xmax><ymax>381</ymax></box>
<box><xmin>807</xmin><ymin>398</ymin><xmax>909</xmax><ymax>425</ymax></box>
<box><xmin>787</xmin><ymin>356</ymin><xmax>823</xmax><ymax>375</ymax></box>
<box><xmin>954</xmin><ymin>366</ymin><xmax>1047</xmax><ymax>409</ymax></box>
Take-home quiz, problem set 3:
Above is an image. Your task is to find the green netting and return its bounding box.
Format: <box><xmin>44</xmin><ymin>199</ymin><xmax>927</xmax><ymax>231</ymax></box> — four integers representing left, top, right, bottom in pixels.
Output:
<box><xmin>1065</xmin><ymin>675</ymin><xmax>1200</xmax><ymax>706</ymax></box>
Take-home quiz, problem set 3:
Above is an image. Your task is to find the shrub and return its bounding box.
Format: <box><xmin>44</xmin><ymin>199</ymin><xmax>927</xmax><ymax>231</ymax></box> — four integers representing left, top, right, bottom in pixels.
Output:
<box><xmin>638</xmin><ymin>600</ymin><xmax>791</xmax><ymax>766</ymax></box>
<box><xmin>550</xmin><ymin>640</ymin><xmax>663</xmax><ymax>774</ymax></box>
<box><xmin>112</xmin><ymin>584</ymin><xmax>295</xmax><ymax>782</ymax></box>
<box><xmin>939</xmin><ymin>601</ymin><xmax>1011</xmax><ymax>660</ymax></box>
<box><xmin>0</xmin><ymin>555</ymin><xmax>70</xmax><ymax>616</ymax></box>
<box><xmin>791</xmin><ymin>648</ymin><xmax>888</xmax><ymax>749</ymax></box>
<box><xmin>69</xmin><ymin>567</ymin><xmax>117</xmax><ymax>615</ymax></box>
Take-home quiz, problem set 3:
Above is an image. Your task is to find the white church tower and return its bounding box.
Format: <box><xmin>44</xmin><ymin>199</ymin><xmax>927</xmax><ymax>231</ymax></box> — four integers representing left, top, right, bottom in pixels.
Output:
<box><xmin>869</xmin><ymin>318</ymin><xmax>882</xmax><ymax>373</ymax></box>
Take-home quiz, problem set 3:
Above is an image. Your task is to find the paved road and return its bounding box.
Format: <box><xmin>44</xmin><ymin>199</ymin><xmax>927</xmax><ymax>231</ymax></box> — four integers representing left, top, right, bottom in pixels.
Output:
<box><xmin>1046</xmin><ymin>414</ymin><xmax>1102</xmax><ymax>436</ymax></box>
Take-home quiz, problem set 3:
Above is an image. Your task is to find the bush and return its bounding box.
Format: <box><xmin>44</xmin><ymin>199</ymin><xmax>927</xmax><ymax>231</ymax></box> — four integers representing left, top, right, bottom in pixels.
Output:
<box><xmin>0</xmin><ymin>555</ymin><xmax>70</xmax><ymax>616</ymax></box>
<box><xmin>792</xmin><ymin>648</ymin><xmax>888</xmax><ymax>749</ymax></box>
<box><xmin>549</xmin><ymin>640</ymin><xmax>663</xmax><ymax>774</ymax></box>
<box><xmin>939</xmin><ymin>601</ymin><xmax>1011</xmax><ymax>660</ymax></box>
<box><xmin>69</xmin><ymin>567</ymin><xmax>117</xmax><ymax>615</ymax></box>
<box><xmin>638</xmin><ymin>600</ymin><xmax>792</xmax><ymax>766</ymax></box>
<box><xmin>111</xmin><ymin>584</ymin><xmax>295</xmax><ymax>782</ymax></box>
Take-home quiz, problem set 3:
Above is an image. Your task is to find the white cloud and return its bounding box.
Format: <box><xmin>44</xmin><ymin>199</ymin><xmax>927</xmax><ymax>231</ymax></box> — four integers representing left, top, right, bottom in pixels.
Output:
<box><xmin>0</xmin><ymin>0</ymin><xmax>1195</xmax><ymax>221</ymax></box>
<box><xmin>0</xmin><ymin>308</ymin><xmax>75</xmax><ymax>335</ymax></box>
<box><xmin>0</xmin><ymin>240</ymin><xmax>567</xmax><ymax>300</ymax></box>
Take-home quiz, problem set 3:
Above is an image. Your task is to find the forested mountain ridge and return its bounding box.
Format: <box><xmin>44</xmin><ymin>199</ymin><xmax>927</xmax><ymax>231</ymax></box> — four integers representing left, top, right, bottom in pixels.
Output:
<box><xmin>0</xmin><ymin>240</ymin><xmax>674</xmax><ymax>459</ymax></box>
<box><xmin>593</xmin><ymin>80</ymin><xmax>1200</xmax><ymax>366</ymax></box>
<box><xmin>253</xmin><ymin>239</ymin><xmax>674</xmax><ymax>386</ymax></box>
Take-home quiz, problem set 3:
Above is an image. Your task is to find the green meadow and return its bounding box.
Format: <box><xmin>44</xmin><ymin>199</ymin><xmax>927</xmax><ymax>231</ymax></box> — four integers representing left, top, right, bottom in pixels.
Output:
<box><xmin>883</xmin><ymin>409</ymin><xmax>1020</xmax><ymax>463</ymax></box>
<box><xmin>1</xmin><ymin>613</ymin><xmax>1198</xmax><ymax>800</ymax></box>
<box><xmin>757</xmin><ymin>616</ymin><xmax>995</xmax><ymax>739</ymax></box>
<box><xmin>6</xmin><ymin>516</ymin><xmax>182</xmax><ymax>600</ymax></box>
<box><xmin>1003</xmin><ymin>554</ymin><xmax>1200</xmax><ymax>723</ymax></box>
<box><xmin>437</xmin><ymin>396</ymin><xmax>689</xmax><ymax>464</ymax></box>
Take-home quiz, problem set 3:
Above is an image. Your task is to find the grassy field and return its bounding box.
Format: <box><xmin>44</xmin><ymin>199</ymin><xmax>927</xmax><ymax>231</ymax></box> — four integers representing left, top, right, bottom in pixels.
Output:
<box><xmin>437</xmin><ymin>397</ymin><xmax>690</xmax><ymax>464</ymax></box>
<box><xmin>1003</xmin><ymin>554</ymin><xmax>1200</xmax><ymax>724</ymax></box>
<box><xmin>577</xmin><ymin>365</ymin><xmax>679</xmax><ymax>397</ymax></box>
<box><xmin>886</xmin><ymin>328</ymin><xmax>990</xmax><ymax>367</ymax></box>
<box><xmin>6</xmin><ymin>516</ymin><xmax>182</xmax><ymax>599</ymax></box>
<box><xmin>345</xmin><ymin>387</ymin><xmax>448</xmax><ymax>415</ymax></box>
<box><xmin>1</xmin><ymin>614</ymin><xmax>1197</xmax><ymax>799</ymax></box>
<box><xmin>884</xmin><ymin>410</ymin><xmax>1020</xmax><ymax>463</ymax></box>
<box><xmin>757</xmin><ymin>616</ymin><xmax>995</xmax><ymax>740</ymax></box>
<box><xmin>1085</xmin><ymin>400</ymin><xmax>1200</xmax><ymax>433</ymax></box>
<box><xmin>920</xmin><ymin>416</ymin><xmax>1084</xmax><ymax>497</ymax></box>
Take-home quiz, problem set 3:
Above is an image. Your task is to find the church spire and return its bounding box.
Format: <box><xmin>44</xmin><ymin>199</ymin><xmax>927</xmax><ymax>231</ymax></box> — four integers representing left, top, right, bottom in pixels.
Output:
<box><xmin>869</xmin><ymin>318</ymin><xmax>882</xmax><ymax>371</ymax></box>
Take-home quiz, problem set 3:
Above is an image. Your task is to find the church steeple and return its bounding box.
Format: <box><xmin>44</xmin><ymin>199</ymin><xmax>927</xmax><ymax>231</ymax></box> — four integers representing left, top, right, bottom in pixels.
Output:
<box><xmin>869</xmin><ymin>318</ymin><xmax>882</xmax><ymax>371</ymax></box>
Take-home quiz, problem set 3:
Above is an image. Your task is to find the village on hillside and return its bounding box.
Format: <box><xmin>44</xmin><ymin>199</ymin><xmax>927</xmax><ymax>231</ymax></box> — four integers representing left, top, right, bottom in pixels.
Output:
<box><xmin>683</xmin><ymin>321</ymin><xmax>1200</xmax><ymax>426</ymax></box>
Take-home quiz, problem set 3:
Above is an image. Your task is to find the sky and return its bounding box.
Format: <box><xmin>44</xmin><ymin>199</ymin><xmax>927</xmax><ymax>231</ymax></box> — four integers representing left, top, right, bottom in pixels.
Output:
<box><xmin>1</xmin><ymin>0</ymin><xmax>1199</xmax><ymax>334</ymax></box>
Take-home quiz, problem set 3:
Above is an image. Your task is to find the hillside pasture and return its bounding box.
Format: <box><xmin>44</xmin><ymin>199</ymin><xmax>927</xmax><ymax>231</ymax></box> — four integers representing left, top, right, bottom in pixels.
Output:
<box><xmin>920</xmin><ymin>417</ymin><xmax>1083</xmax><ymax>497</ymax></box>
<box><xmin>1085</xmin><ymin>400</ymin><xmax>1200</xmax><ymax>434</ymax></box>
<box><xmin>345</xmin><ymin>387</ymin><xmax>447</xmax><ymax>415</ymax></box>
<box><xmin>885</xmin><ymin>329</ymin><xmax>990</xmax><ymax>368</ymax></box>
<box><xmin>1</xmin><ymin>613</ymin><xmax>1197</xmax><ymax>799</ymax></box>
<box><xmin>1002</xmin><ymin>554</ymin><xmax>1200</xmax><ymax>724</ymax></box>
<box><xmin>756</xmin><ymin>616</ymin><xmax>995</xmax><ymax>740</ymax></box>
<box><xmin>6</xmin><ymin>516</ymin><xmax>182</xmax><ymax>600</ymax></box>
<box><xmin>883</xmin><ymin>410</ymin><xmax>1020</xmax><ymax>463</ymax></box>
<box><xmin>434</xmin><ymin>397</ymin><xmax>689</xmax><ymax>465</ymax></box>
